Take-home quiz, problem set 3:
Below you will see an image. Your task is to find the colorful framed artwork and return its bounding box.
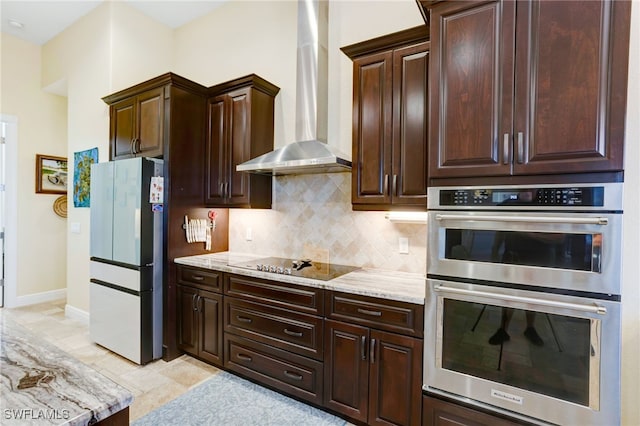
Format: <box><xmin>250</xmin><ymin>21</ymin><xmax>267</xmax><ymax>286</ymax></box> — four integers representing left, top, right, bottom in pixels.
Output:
<box><xmin>73</xmin><ymin>147</ymin><xmax>99</xmax><ymax>207</ymax></box>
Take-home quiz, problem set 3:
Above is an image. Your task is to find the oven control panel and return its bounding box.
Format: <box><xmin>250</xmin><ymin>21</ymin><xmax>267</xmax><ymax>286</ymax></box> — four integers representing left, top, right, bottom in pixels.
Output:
<box><xmin>439</xmin><ymin>186</ymin><xmax>605</xmax><ymax>207</ymax></box>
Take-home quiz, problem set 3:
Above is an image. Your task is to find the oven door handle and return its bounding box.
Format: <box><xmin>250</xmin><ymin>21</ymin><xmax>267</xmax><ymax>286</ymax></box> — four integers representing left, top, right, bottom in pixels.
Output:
<box><xmin>434</xmin><ymin>214</ymin><xmax>609</xmax><ymax>226</ymax></box>
<box><xmin>434</xmin><ymin>285</ymin><xmax>608</xmax><ymax>315</ymax></box>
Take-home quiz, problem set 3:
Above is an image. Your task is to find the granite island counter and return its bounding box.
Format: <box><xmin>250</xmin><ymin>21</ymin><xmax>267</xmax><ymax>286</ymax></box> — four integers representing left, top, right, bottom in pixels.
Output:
<box><xmin>0</xmin><ymin>316</ymin><xmax>133</xmax><ymax>425</ymax></box>
<box><xmin>174</xmin><ymin>251</ymin><xmax>426</xmax><ymax>304</ymax></box>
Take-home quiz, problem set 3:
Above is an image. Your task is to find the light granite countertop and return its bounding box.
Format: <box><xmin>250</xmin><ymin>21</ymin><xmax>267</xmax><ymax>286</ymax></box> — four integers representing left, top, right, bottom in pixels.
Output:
<box><xmin>0</xmin><ymin>317</ymin><xmax>133</xmax><ymax>425</ymax></box>
<box><xmin>174</xmin><ymin>252</ymin><xmax>426</xmax><ymax>305</ymax></box>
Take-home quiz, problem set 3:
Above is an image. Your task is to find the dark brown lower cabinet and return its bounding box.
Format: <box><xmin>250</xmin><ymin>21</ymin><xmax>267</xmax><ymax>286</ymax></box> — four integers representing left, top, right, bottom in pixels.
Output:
<box><xmin>422</xmin><ymin>395</ymin><xmax>525</xmax><ymax>426</ymax></box>
<box><xmin>324</xmin><ymin>319</ymin><xmax>423</xmax><ymax>426</ymax></box>
<box><xmin>224</xmin><ymin>333</ymin><xmax>324</xmax><ymax>405</ymax></box>
<box><xmin>177</xmin><ymin>285</ymin><xmax>223</xmax><ymax>366</ymax></box>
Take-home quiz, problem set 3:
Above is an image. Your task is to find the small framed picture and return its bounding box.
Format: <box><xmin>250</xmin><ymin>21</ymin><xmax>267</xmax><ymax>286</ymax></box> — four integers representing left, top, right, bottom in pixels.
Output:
<box><xmin>35</xmin><ymin>154</ymin><xmax>68</xmax><ymax>194</ymax></box>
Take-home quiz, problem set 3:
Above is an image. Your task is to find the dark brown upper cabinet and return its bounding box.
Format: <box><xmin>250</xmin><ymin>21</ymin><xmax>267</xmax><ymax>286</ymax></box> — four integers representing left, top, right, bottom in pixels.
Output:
<box><xmin>420</xmin><ymin>0</ymin><xmax>631</xmax><ymax>182</ymax></box>
<box><xmin>342</xmin><ymin>26</ymin><xmax>430</xmax><ymax>211</ymax></box>
<box><xmin>103</xmin><ymin>73</ymin><xmax>208</xmax><ymax>161</ymax></box>
<box><xmin>205</xmin><ymin>75</ymin><xmax>279</xmax><ymax>208</ymax></box>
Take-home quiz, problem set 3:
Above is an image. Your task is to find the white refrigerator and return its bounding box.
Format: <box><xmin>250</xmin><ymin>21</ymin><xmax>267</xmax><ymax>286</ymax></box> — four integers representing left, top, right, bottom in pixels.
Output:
<box><xmin>89</xmin><ymin>157</ymin><xmax>163</xmax><ymax>364</ymax></box>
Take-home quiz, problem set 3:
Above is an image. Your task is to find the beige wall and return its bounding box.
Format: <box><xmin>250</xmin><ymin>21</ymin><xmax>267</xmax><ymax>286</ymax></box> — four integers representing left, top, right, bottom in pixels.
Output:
<box><xmin>0</xmin><ymin>33</ymin><xmax>67</xmax><ymax>304</ymax></box>
<box><xmin>40</xmin><ymin>1</ymin><xmax>174</xmax><ymax>313</ymax></box>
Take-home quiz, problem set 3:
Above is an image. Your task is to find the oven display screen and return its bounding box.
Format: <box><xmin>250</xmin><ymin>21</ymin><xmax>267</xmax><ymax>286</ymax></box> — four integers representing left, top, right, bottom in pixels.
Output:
<box><xmin>492</xmin><ymin>190</ymin><xmax>533</xmax><ymax>203</ymax></box>
<box><xmin>439</xmin><ymin>186</ymin><xmax>605</xmax><ymax>207</ymax></box>
<box><xmin>441</xmin><ymin>300</ymin><xmax>591</xmax><ymax>406</ymax></box>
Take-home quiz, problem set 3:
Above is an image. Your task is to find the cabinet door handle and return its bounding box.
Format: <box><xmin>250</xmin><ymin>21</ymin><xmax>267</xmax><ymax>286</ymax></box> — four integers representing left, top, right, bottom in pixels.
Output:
<box><xmin>236</xmin><ymin>315</ymin><xmax>252</xmax><ymax>323</ymax></box>
<box><xmin>283</xmin><ymin>370</ymin><xmax>304</xmax><ymax>381</ymax></box>
<box><xmin>237</xmin><ymin>353</ymin><xmax>252</xmax><ymax>362</ymax></box>
<box><xmin>130</xmin><ymin>139</ymin><xmax>136</xmax><ymax>156</ymax></box>
<box><xmin>357</xmin><ymin>308</ymin><xmax>382</xmax><ymax>317</ymax></box>
<box><xmin>392</xmin><ymin>174</ymin><xmax>398</xmax><ymax>196</ymax></box>
<box><xmin>198</xmin><ymin>295</ymin><xmax>203</xmax><ymax>313</ymax></box>
<box><xmin>284</xmin><ymin>328</ymin><xmax>303</xmax><ymax>338</ymax></box>
<box><xmin>135</xmin><ymin>138</ymin><xmax>142</xmax><ymax>154</ymax></box>
<box><xmin>370</xmin><ymin>338</ymin><xmax>376</xmax><ymax>364</ymax></box>
<box><xmin>219</xmin><ymin>182</ymin><xmax>225</xmax><ymax>197</ymax></box>
<box><xmin>361</xmin><ymin>336</ymin><xmax>367</xmax><ymax>360</ymax></box>
<box><xmin>383</xmin><ymin>174</ymin><xmax>389</xmax><ymax>196</ymax></box>
<box><xmin>503</xmin><ymin>133</ymin><xmax>510</xmax><ymax>165</ymax></box>
<box><xmin>516</xmin><ymin>132</ymin><xmax>524</xmax><ymax>164</ymax></box>
<box><xmin>191</xmin><ymin>275</ymin><xmax>205</xmax><ymax>281</ymax></box>
<box><xmin>192</xmin><ymin>294</ymin><xmax>198</xmax><ymax>312</ymax></box>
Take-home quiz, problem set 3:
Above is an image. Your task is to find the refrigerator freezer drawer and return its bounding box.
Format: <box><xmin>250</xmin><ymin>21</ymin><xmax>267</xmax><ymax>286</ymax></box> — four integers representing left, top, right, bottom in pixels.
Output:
<box><xmin>90</xmin><ymin>260</ymin><xmax>150</xmax><ymax>292</ymax></box>
<box><xmin>89</xmin><ymin>282</ymin><xmax>152</xmax><ymax>364</ymax></box>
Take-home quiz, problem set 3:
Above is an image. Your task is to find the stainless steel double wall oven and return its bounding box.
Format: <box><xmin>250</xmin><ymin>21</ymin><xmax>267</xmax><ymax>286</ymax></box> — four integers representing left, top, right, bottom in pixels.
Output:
<box><xmin>424</xmin><ymin>183</ymin><xmax>623</xmax><ymax>425</ymax></box>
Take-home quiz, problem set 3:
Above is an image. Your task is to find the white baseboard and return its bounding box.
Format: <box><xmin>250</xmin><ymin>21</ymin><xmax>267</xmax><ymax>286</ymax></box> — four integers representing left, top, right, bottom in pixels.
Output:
<box><xmin>12</xmin><ymin>288</ymin><xmax>66</xmax><ymax>307</ymax></box>
<box><xmin>65</xmin><ymin>304</ymin><xmax>90</xmax><ymax>325</ymax></box>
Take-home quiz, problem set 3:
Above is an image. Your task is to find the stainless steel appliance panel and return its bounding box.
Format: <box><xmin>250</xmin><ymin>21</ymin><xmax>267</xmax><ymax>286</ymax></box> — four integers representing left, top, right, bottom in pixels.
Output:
<box><xmin>427</xmin><ymin>210</ymin><xmax>622</xmax><ymax>295</ymax></box>
<box><xmin>89</xmin><ymin>161</ymin><xmax>114</xmax><ymax>260</ymax></box>
<box><xmin>424</xmin><ymin>278</ymin><xmax>621</xmax><ymax>426</ymax></box>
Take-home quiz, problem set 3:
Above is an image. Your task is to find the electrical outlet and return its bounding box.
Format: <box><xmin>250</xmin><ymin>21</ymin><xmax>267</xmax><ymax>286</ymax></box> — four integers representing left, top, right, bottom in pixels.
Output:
<box><xmin>246</xmin><ymin>227</ymin><xmax>253</xmax><ymax>241</ymax></box>
<box><xmin>70</xmin><ymin>222</ymin><xmax>81</xmax><ymax>234</ymax></box>
<box><xmin>399</xmin><ymin>237</ymin><xmax>409</xmax><ymax>254</ymax></box>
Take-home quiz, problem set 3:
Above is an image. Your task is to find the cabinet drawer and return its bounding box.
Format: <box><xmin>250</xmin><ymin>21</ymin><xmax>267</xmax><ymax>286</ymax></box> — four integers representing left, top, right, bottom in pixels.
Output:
<box><xmin>177</xmin><ymin>265</ymin><xmax>221</xmax><ymax>292</ymax></box>
<box><xmin>225</xmin><ymin>298</ymin><xmax>323</xmax><ymax>361</ymax></box>
<box><xmin>224</xmin><ymin>274</ymin><xmax>323</xmax><ymax>315</ymax></box>
<box><xmin>224</xmin><ymin>334</ymin><xmax>323</xmax><ymax>405</ymax></box>
<box><xmin>326</xmin><ymin>291</ymin><xmax>424</xmax><ymax>337</ymax></box>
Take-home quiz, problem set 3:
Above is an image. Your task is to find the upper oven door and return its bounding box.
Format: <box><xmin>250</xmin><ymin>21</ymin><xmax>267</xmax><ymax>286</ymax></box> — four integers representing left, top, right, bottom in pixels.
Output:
<box><xmin>427</xmin><ymin>210</ymin><xmax>622</xmax><ymax>295</ymax></box>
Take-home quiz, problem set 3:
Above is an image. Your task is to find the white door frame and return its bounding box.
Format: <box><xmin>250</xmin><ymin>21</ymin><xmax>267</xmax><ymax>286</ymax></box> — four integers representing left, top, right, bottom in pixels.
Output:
<box><xmin>1</xmin><ymin>114</ymin><xmax>18</xmax><ymax>308</ymax></box>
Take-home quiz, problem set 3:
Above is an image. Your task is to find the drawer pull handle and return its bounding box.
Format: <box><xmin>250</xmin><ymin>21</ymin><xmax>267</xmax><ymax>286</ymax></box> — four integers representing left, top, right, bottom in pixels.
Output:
<box><xmin>284</xmin><ymin>370</ymin><xmax>303</xmax><ymax>381</ymax></box>
<box><xmin>237</xmin><ymin>353</ymin><xmax>252</xmax><ymax>362</ymax></box>
<box><xmin>191</xmin><ymin>275</ymin><xmax>205</xmax><ymax>281</ymax></box>
<box><xmin>236</xmin><ymin>316</ymin><xmax>253</xmax><ymax>323</ymax></box>
<box><xmin>357</xmin><ymin>308</ymin><xmax>382</xmax><ymax>317</ymax></box>
<box><xmin>284</xmin><ymin>329</ymin><xmax>303</xmax><ymax>338</ymax></box>
<box><xmin>370</xmin><ymin>338</ymin><xmax>376</xmax><ymax>364</ymax></box>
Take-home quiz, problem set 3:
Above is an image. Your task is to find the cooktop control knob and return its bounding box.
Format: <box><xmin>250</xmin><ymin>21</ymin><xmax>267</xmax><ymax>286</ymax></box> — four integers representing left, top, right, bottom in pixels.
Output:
<box><xmin>284</xmin><ymin>268</ymin><xmax>292</xmax><ymax>275</ymax></box>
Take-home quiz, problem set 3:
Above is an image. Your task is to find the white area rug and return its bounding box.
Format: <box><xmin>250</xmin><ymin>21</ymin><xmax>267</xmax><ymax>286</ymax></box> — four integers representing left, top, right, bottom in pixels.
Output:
<box><xmin>132</xmin><ymin>371</ymin><xmax>347</xmax><ymax>426</ymax></box>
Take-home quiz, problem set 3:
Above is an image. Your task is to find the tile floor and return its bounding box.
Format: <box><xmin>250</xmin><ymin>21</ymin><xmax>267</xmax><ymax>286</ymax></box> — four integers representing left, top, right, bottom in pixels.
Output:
<box><xmin>1</xmin><ymin>299</ymin><xmax>221</xmax><ymax>421</ymax></box>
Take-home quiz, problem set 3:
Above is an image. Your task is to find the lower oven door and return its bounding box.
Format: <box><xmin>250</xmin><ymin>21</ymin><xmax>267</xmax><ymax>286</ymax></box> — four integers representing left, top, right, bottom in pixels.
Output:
<box><xmin>424</xmin><ymin>278</ymin><xmax>621</xmax><ymax>426</ymax></box>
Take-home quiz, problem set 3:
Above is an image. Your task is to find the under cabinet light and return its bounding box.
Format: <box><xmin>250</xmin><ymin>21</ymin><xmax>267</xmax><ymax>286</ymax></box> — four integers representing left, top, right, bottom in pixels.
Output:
<box><xmin>385</xmin><ymin>211</ymin><xmax>428</xmax><ymax>224</ymax></box>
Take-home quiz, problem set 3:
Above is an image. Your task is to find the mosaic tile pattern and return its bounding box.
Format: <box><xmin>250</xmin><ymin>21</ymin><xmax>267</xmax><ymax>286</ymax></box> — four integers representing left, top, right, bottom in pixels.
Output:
<box><xmin>229</xmin><ymin>173</ymin><xmax>427</xmax><ymax>274</ymax></box>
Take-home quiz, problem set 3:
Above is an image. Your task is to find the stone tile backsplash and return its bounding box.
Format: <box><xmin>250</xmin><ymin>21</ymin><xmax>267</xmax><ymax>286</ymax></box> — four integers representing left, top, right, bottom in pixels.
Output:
<box><xmin>228</xmin><ymin>173</ymin><xmax>427</xmax><ymax>274</ymax></box>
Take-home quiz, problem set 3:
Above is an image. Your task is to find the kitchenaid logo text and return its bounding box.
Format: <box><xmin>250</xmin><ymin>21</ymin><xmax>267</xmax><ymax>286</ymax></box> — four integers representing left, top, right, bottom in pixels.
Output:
<box><xmin>491</xmin><ymin>389</ymin><xmax>524</xmax><ymax>405</ymax></box>
<box><xmin>3</xmin><ymin>408</ymin><xmax>70</xmax><ymax>420</ymax></box>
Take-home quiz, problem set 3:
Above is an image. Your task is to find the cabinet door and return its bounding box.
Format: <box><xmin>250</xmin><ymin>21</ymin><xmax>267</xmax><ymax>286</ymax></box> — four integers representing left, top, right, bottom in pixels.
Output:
<box><xmin>323</xmin><ymin>319</ymin><xmax>369</xmax><ymax>423</ymax></box>
<box><xmin>369</xmin><ymin>330</ymin><xmax>422</xmax><ymax>426</ymax></box>
<box><xmin>429</xmin><ymin>0</ymin><xmax>515</xmax><ymax>178</ymax></box>
<box><xmin>226</xmin><ymin>88</ymin><xmax>252</xmax><ymax>206</ymax></box>
<box><xmin>422</xmin><ymin>395</ymin><xmax>521</xmax><ymax>426</ymax></box>
<box><xmin>392</xmin><ymin>42</ymin><xmax>429</xmax><ymax>206</ymax></box>
<box><xmin>198</xmin><ymin>289</ymin><xmax>223</xmax><ymax>366</ymax></box>
<box><xmin>110</xmin><ymin>97</ymin><xmax>136</xmax><ymax>160</ymax></box>
<box><xmin>352</xmin><ymin>51</ymin><xmax>393</xmax><ymax>205</ymax></box>
<box><xmin>205</xmin><ymin>95</ymin><xmax>228</xmax><ymax>205</ymax></box>
<box><xmin>513</xmin><ymin>0</ymin><xmax>629</xmax><ymax>175</ymax></box>
<box><xmin>177</xmin><ymin>285</ymin><xmax>199</xmax><ymax>355</ymax></box>
<box><xmin>136</xmin><ymin>87</ymin><xmax>165</xmax><ymax>158</ymax></box>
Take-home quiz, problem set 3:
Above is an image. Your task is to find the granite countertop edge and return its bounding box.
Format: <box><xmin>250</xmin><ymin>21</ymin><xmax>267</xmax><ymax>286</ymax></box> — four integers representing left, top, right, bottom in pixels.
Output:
<box><xmin>1</xmin><ymin>317</ymin><xmax>134</xmax><ymax>426</ymax></box>
<box><xmin>174</xmin><ymin>252</ymin><xmax>426</xmax><ymax>305</ymax></box>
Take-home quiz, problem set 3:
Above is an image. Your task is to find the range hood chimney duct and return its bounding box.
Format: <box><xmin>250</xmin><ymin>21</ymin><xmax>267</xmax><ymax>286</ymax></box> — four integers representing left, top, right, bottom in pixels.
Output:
<box><xmin>236</xmin><ymin>0</ymin><xmax>351</xmax><ymax>175</ymax></box>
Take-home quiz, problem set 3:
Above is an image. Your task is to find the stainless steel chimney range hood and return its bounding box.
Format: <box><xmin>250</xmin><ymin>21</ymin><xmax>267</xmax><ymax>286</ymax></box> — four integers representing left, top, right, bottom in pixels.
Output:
<box><xmin>236</xmin><ymin>0</ymin><xmax>351</xmax><ymax>176</ymax></box>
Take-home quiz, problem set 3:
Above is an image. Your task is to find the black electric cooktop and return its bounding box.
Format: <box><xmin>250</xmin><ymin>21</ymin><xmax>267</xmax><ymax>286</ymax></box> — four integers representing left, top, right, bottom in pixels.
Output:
<box><xmin>229</xmin><ymin>257</ymin><xmax>360</xmax><ymax>281</ymax></box>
